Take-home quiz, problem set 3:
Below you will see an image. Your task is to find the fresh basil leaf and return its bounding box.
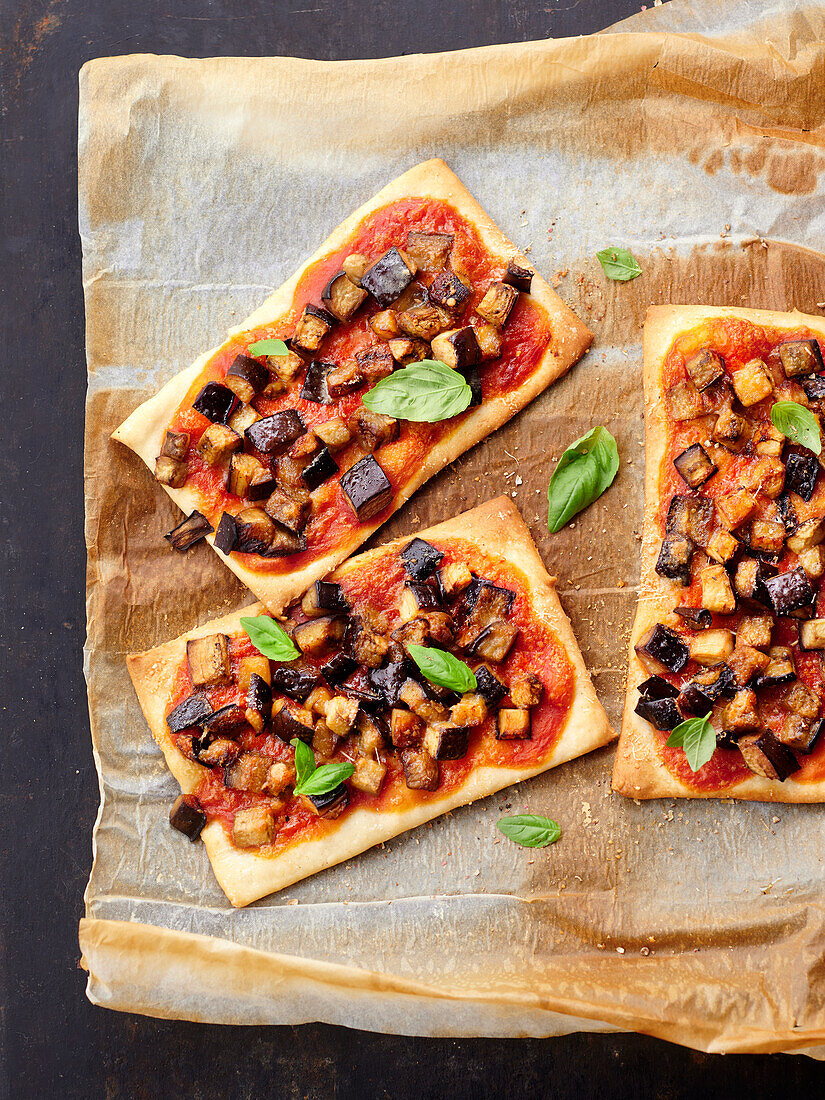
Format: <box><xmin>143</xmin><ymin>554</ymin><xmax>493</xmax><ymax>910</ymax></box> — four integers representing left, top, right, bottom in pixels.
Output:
<box><xmin>546</xmin><ymin>426</ymin><xmax>620</xmax><ymax>533</ymax></box>
<box><xmin>240</xmin><ymin>615</ymin><xmax>300</xmax><ymax>662</ymax></box>
<box><xmin>290</xmin><ymin>737</ymin><xmax>316</xmax><ymax>788</ymax></box>
<box><xmin>294</xmin><ymin>761</ymin><xmax>355</xmax><ymax>797</ymax></box>
<box><xmin>247</xmin><ymin>337</ymin><xmax>289</xmax><ymax>357</ymax></box>
<box><xmin>596</xmin><ymin>246</ymin><xmax>642</xmax><ymax>282</ymax></box>
<box><xmin>407</xmin><ymin>644</ymin><xmax>477</xmax><ymax>693</ymax></box>
<box><xmin>362</xmin><ymin>360</ymin><xmax>472</xmax><ymax>422</ymax></box>
<box><xmin>496</xmin><ymin>815</ymin><xmax>561</xmax><ymax>848</ymax></box>
<box><xmin>666</xmin><ymin>712</ymin><xmax>716</xmax><ymax>772</ymax></box>
<box><xmin>771</xmin><ymin>401</ymin><xmax>822</xmax><ymax>455</ymax></box>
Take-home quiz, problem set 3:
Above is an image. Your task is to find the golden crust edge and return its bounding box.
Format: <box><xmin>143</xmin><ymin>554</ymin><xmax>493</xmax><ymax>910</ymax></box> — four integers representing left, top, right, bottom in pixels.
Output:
<box><xmin>613</xmin><ymin>304</ymin><xmax>825</xmax><ymax>802</ymax></box>
<box><xmin>110</xmin><ymin>158</ymin><xmax>592</xmax><ymax>614</ymax></box>
<box><xmin>127</xmin><ymin>497</ymin><xmax>612</xmax><ymax>905</ymax></box>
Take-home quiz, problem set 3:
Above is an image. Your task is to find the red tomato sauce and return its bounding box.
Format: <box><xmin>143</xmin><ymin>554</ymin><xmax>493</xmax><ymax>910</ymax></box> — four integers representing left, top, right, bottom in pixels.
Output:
<box><xmin>168</xmin><ymin>198</ymin><xmax>551</xmax><ymax>573</ymax></box>
<box><xmin>654</xmin><ymin>318</ymin><xmax>825</xmax><ymax>789</ymax></box>
<box><xmin>166</xmin><ymin>537</ymin><xmax>574</xmax><ymax>854</ymax></box>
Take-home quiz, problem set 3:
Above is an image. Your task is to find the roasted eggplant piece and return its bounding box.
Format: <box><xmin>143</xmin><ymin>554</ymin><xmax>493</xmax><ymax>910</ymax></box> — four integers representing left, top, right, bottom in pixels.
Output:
<box><xmin>667</xmin><ymin>381</ymin><xmax>704</xmax><ymax>422</ymax></box>
<box><xmin>495</xmin><ymin>708</ymin><xmax>532</xmax><ymax>740</ymax></box>
<box><xmin>297</xmin><ymin>358</ymin><xmax>333</xmax><ymax>405</ymax></box>
<box><xmin>716</xmin><ymin>489</ymin><xmax>758</xmax><ymax>531</ymax></box>
<box><xmin>757</xmin><ymin>646</ymin><xmax>796</xmax><ymax>687</ymax></box>
<box><xmin>246</xmin><ymin>409</ymin><xmax>306</xmax><ymax>454</ymax></box>
<box><xmin>728</xmin><ymin>641</ymin><xmax>770</xmax><ymax>686</ymax></box>
<box><xmin>361</xmin><ymin>247</ymin><xmax>416</xmax><ymax>308</ymax></box>
<box><xmin>313</xmin><ymin>416</ymin><xmax>353</xmax><ymax>454</ymax></box>
<box><xmin>264</xmin><ymin>488</ymin><xmax>309</xmax><ymax>535</ymax></box>
<box><xmin>474</xmin><ymin>664</ymin><xmax>507</xmax><ymax>708</ymax></box>
<box><xmin>320</xmin><ymin>652</ymin><xmax>358</xmax><ymax>688</ymax></box>
<box><xmin>786</xmin><ymin>516</ymin><xmax>825</xmax><ymax>554</ymax></box>
<box><xmin>400</xmin><ymin>538</ymin><xmax>444</xmax><ymax>582</ymax></box>
<box><xmin>397</xmin><ymin>302</ymin><xmax>451</xmax><ymax>340</ymax></box>
<box><xmin>398</xmin><ymin>582</ymin><xmax>443</xmax><ymax>621</ymax></box>
<box><xmin>370</xmin><ymin>309</ymin><xmax>401</xmax><ymax>340</ymax></box>
<box><xmin>224</xmin><ymin>752</ymin><xmax>271</xmax><ymax>793</ymax></box>
<box><xmin>635</xmin><ymin>623</ymin><xmax>689</xmax><ymax>675</ymax></box>
<box><xmin>712</xmin><ymin>405</ymin><xmax>749</xmax><ymax>452</ymax></box>
<box><xmin>340</xmin><ymin>454</ymin><xmax>392</xmax><ymax>520</ymax></box>
<box><xmin>324</xmin><ymin>359</ymin><xmax>364</xmax><ymax>400</ymax></box>
<box><xmin>196</xmin><ymin>423</ymin><xmax>241</xmax><ymax>467</ymax></box>
<box><xmin>466</xmin><ymin>620</ymin><xmax>519</xmax><ymax>663</ymax></box>
<box><xmin>271</xmin><ymin>699</ymin><xmax>315</xmax><ymax>744</ymax></box>
<box><xmin>748</xmin><ymin>520</ymin><xmax>786</xmax><ymax>556</ymax></box>
<box><xmin>226</xmin><ymin>453</ymin><xmax>264</xmax><ymax>498</ymax></box>
<box><xmin>301</xmin><ymin>447</ymin><xmax>339</xmax><ymax>491</ymax></box>
<box><xmin>799</xmin><ymin>618</ymin><xmax>825</xmax><ymax>650</ymax></box>
<box><xmin>638</xmin><ymin>675</ymin><xmax>678</xmax><ymax>701</ymax></box>
<box><xmin>186</xmin><ymin>634</ymin><xmax>230</xmax><ymax>688</ymax></box>
<box><xmin>166</xmin><ymin>692</ymin><xmax>213</xmax><ymax>733</ymax></box>
<box><xmin>302</xmin><ymin>580</ymin><xmax>350</xmax><ymax>618</ymax></box>
<box><xmin>764</xmin><ymin>567</ymin><xmax>815</xmax><ymax>616</ymax></box>
<box><xmin>674</xmin><ymin>606</ymin><xmax>712</xmax><ymax>630</ymax></box>
<box><xmin>405</xmin><ymin>231</ymin><xmax>453</xmax><ymax>271</ymax></box>
<box><xmin>720</xmin><ymin>688</ymin><xmax>761</xmax><ymax>734</ymax></box>
<box><xmin>235</xmin><ymin>507</ymin><xmax>305</xmax><ymax>557</ymax></box>
<box><xmin>424</xmin><ymin>722</ymin><xmax>470</xmax><ymax>759</ymax></box>
<box><xmin>154</xmin><ymin>455</ymin><xmax>187</xmax><ymax>488</ymax></box>
<box><xmin>292</xmin><ymin>615</ymin><xmax>346</xmax><ymax>658</ymax></box>
<box><xmin>169</xmin><ymin>795</ymin><xmax>206</xmax><ymax>841</ymax></box>
<box><xmin>350</xmin><ymin>756</ymin><xmax>387</xmax><ymax>796</ymax></box>
<box><xmin>244</xmin><ymin>674</ymin><xmax>273</xmax><ymax>734</ymax></box>
<box><xmin>399</xmin><ymin>746</ymin><xmax>439</xmax><ymax>790</ymax></box>
<box><xmin>780</xmin><ymin>716</ymin><xmax>824</xmax><ymax>754</ymax></box>
<box><xmin>398</xmin><ymin>679</ymin><xmax>449</xmax><ymax>724</ymax></box>
<box><xmin>463</xmin><ymin>367</ymin><xmax>482</xmax><ymax>407</ymax></box>
<box><xmin>161</xmin><ymin>429</ymin><xmax>190</xmax><ymax>461</ymax></box>
<box><xmin>655</xmin><ymin>535</ymin><xmax>694</xmax><ymax>586</ymax></box>
<box><xmin>192</xmin><ymin>381</ymin><xmax>239</xmax><ymax>424</ymax></box>
<box><xmin>778</xmin><ymin>339</ymin><xmax>824</xmax><ymax>378</ymax></box>
<box><xmin>389</xmin><ymin>707</ymin><xmax>424</xmax><ymax>749</ymax></box>
<box><xmin>674</xmin><ymin>443</ymin><xmax>717</xmax><ymax>489</ymax></box>
<box><xmin>430</xmin><ymin>326</ymin><xmax>481</xmax><ymax>371</ymax></box>
<box><xmin>271</xmin><ymin>665</ymin><xmax>320</xmax><ymax>701</ymax></box>
<box><xmin>348</xmin><ymin>406</ymin><xmax>399</xmax><ymax>452</ymax></box>
<box><xmin>307</xmin><ymin>784</ymin><xmax>350</xmax><ymax>818</ymax></box>
<box><xmin>229</xmin><ymin>400</ymin><xmax>264</xmax><ymax>432</ymax></box>
<box><xmin>324</xmin><ymin>694</ymin><xmax>361</xmax><ymax>736</ymax></box>
<box><xmin>685</xmin><ymin>348</ymin><xmax>725</xmax><ymax>391</ymax></box>
<box><xmin>776</xmin><ymin>493</ymin><xmax>798</xmax><ymax>534</ymax></box>
<box><xmin>225</xmin><ymin>353</ymin><xmax>269</xmax><ymax>403</ymax></box>
<box><xmin>439</xmin><ymin>560</ymin><xmax>472</xmax><ymax>598</ymax></box>
<box><xmin>692</xmin><ymin>663</ymin><xmax>736</xmax><ymax>701</ymax></box>
<box><xmin>733</xmin><ymin>557</ymin><xmax>776</xmax><ymax>605</ymax></box>
<box><xmin>700</xmin><ymin>564</ymin><xmax>736</xmax><ymax>614</ymax></box>
<box><xmin>427</xmin><ymin>272</ymin><xmax>471</xmax><ymax>314</ymax></box>
<box><xmin>675</xmin><ymin>682</ymin><xmax>714</xmax><ymax>719</ymax></box>
<box><xmin>665</xmin><ymin>495</ymin><xmax>715</xmax><ymax>546</ymax></box>
<box><xmin>732</xmin><ymin>358</ymin><xmax>774</xmax><ymax>406</ymax></box>
<box><xmin>292</xmin><ymin>304</ymin><xmax>334</xmax><ymax>352</ymax></box>
<box><xmin>232</xmin><ymin>805</ymin><xmax>277</xmax><ymax>847</ymax></box>
<box><xmin>388</xmin><ymin>336</ymin><xmax>429</xmax><ymax>365</ymax></box>
<box><xmin>194</xmin><ymin>735</ymin><xmax>239</xmax><ymax>768</ymax></box>
<box><xmin>503</xmin><ymin>259</ymin><xmax>534</xmax><ymax>293</ymax></box>
<box><xmin>738</xmin><ymin>730</ymin><xmax>800</xmax><ymax>781</ymax></box>
<box><xmin>202</xmin><ymin>704</ymin><xmax>247</xmax><ymax>738</ymax></box>
<box><xmin>356</xmin><ymin>345</ymin><xmax>395</xmax><ymax>385</ymax></box>
<box><xmin>212</xmin><ymin>512</ymin><xmax>237</xmax><ymax>554</ymax></box>
<box><xmin>799</xmin><ymin>545</ymin><xmax>825</xmax><ymax>580</ymax></box>
<box><xmin>802</xmin><ymin>375</ymin><xmax>825</xmax><ymax>401</ymax></box>
<box><xmin>345</xmin><ymin>615</ymin><xmax>390</xmax><ymax>668</ymax></box>
<box><xmin>737</xmin><ymin>614</ymin><xmax>773</xmax><ymax>649</ymax></box>
<box><xmin>321</xmin><ymin>270</ymin><xmax>368</xmax><ymax>322</ymax></box>
<box><xmin>785</xmin><ymin>453</ymin><xmax>819</xmax><ymax>501</ymax></box>
<box><xmin>472</xmin><ymin>321</ymin><xmax>503</xmax><ymax>361</ymax></box>
<box><xmin>635</xmin><ymin>688</ymin><xmax>682</xmax><ymax>728</ymax></box>
<box><xmin>369</xmin><ymin>659</ymin><xmax>414</xmax><ymax>707</ymax></box>
<box><xmin>701</xmin><ymin>529</ymin><xmax>736</xmax><ymax>567</ymax></box>
<box><xmin>476</xmin><ymin>281</ymin><xmax>518</xmax><ymax>327</ymax></box>
<box><xmin>164</xmin><ymin>511</ymin><xmax>213</xmax><ymax>551</ymax></box>
<box><xmin>689</xmin><ymin>629</ymin><xmax>734</xmax><ymax>665</ymax></box>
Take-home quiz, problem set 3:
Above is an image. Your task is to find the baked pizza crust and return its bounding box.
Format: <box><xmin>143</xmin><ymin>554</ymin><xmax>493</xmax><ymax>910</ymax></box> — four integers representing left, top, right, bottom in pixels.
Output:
<box><xmin>613</xmin><ymin>304</ymin><xmax>825</xmax><ymax>802</ymax></box>
<box><xmin>128</xmin><ymin>497</ymin><xmax>613</xmax><ymax>906</ymax></box>
<box><xmin>112</xmin><ymin>158</ymin><xmax>593</xmax><ymax>614</ymax></box>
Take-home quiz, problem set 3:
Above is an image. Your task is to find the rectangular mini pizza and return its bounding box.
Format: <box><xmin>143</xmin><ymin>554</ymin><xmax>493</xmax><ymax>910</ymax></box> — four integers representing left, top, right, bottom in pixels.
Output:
<box><xmin>613</xmin><ymin>304</ymin><xmax>825</xmax><ymax>801</ymax></box>
<box><xmin>112</xmin><ymin>158</ymin><xmax>592</xmax><ymax>613</ymax></box>
<box><xmin>127</xmin><ymin>498</ymin><xmax>612</xmax><ymax>906</ymax></box>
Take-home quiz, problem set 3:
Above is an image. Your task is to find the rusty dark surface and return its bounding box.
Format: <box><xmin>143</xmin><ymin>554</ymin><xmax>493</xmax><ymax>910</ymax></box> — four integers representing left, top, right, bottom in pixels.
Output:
<box><xmin>2</xmin><ymin>1</ymin><xmax>825</xmax><ymax>1096</ymax></box>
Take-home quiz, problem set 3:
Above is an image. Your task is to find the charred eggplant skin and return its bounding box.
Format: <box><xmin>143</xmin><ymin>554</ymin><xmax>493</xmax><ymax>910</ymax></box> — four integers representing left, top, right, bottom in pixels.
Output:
<box><xmin>166</xmin><ymin>692</ymin><xmax>213</xmax><ymax>733</ymax></box>
<box><xmin>634</xmin><ymin>695</ymin><xmax>681</xmax><ymax>730</ymax></box>
<box><xmin>301</xmin><ymin>447</ymin><xmax>339</xmax><ymax>491</ymax></box>
<box><xmin>192</xmin><ymin>382</ymin><xmax>239</xmax><ymax>424</ymax></box>
<box><xmin>271</xmin><ymin>666</ymin><xmax>320</xmax><ymax>700</ymax></box>
<box><xmin>245</xmin><ymin>410</ymin><xmax>305</xmax><ymax>454</ymax></box>
<box><xmin>300</xmin><ymin>359</ymin><xmax>335</xmax><ymax>405</ymax></box>
<box><xmin>764</xmin><ymin>568</ymin><xmax>815</xmax><ymax>616</ymax></box>
<box><xmin>321</xmin><ymin>652</ymin><xmax>358</xmax><ymax>687</ymax></box>
<box><xmin>164</xmin><ymin>511</ymin><xmax>214</xmax><ymax>551</ymax></box>
<box><xmin>340</xmin><ymin>455</ymin><xmax>393</xmax><ymax>520</ymax></box>
<box><xmin>361</xmin><ymin>247</ymin><xmax>415</xmax><ymax>308</ymax></box>
<box><xmin>213</xmin><ymin>512</ymin><xmax>238</xmax><ymax>554</ymax></box>
<box><xmin>169</xmin><ymin>795</ymin><xmax>207</xmax><ymax>841</ymax></box>
<box><xmin>400</xmin><ymin>538</ymin><xmax>444</xmax><ymax>582</ymax></box>
<box><xmin>635</xmin><ymin>623</ymin><xmax>689</xmax><ymax>674</ymax></box>
<box><xmin>785</xmin><ymin>453</ymin><xmax>819</xmax><ymax>502</ymax></box>
<box><xmin>503</xmin><ymin>259</ymin><xmax>534</xmax><ymax>293</ymax></box>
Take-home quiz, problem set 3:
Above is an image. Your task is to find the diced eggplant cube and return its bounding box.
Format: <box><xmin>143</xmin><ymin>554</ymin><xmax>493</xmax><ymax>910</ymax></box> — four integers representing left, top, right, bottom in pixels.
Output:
<box><xmin>674</xmin><ymin>443</ymin><xmax>717</xmax><ymax>489</ymax></box>
<box><xmin>716</xmin><ymin>489</ymin><xmax>758</xmax><ymax>530</ymax></box>
<box><xmin>186</xmin><ymin>634</ymin><xmax>230</xmax><ymax>688</ymax></box>
<box><xmin>324</xmin><ymin>360</ymin><xmax>364</xmax><ymax>401</ymax></box>
<box><xmin>361</xmin><ymin>247</ymin><xmax>416</xmax><ymax>307</ymax></box>
<box><xmin>225</xmin><ymin>353</ymin><xmax>269</xmax><ymax>402</ymax></box>
<box><xmin>229</xmin><ymin>399</ymin><xmax>264</xmax><ymax>432</ymax></box>
<box><xmin>748</xmin><ymin>520</ymin><xmax>785</xmax><ymax>555</ymax></box>
<box><xmin>472</xmin><ymin>321</ymin><xmax>503</xmax><ymax>362</ymax></box>
<box><xmin>165</xmin><ymin>511</ymin><xmax>213</xmax><ymax>552</ymax></box>
<box><xmin>705</xmin><ymin>529</ymin><xmax>739</xmax><ymax>565</ymax></box>
<box><xmin>476</xmin><ymin>281</ymin><xmax>518</xmax><ymax>327</ymax></box>
<box><xmin>233</xmin><ymin>506</ymin><xmax>276</xmax><ymax>554</ymax></box>
<box><xmin>369</xmin><ymin>660</ymin><xmax>413</xmax><ymax>707</ymax></box>
<box><xmin>325</xmin><ymin>695</ymin><xmax>361</xmax><ymax>736</ymax></box>
<box><xmin>169</xmin><ymin>795</ymin><xmax>206</xmax><ymax>841</ymax></box>
<box><xmin>655</xmin><ymin>535</ymin><xmax>694</xmax><ymax>586</ymax></box>
<box><xmin>737</xmin><ymin>615</ymin><xmax>773</xmax><ymax>649</ymax></box>
<box><xmin>764</xmin><ymin>567</ymin><xmax>815</xmax><ymax>616</ymax></box>
<box><xmin>802</xmin><ymin>375</ymin><xmax>825</xmax><ymax>401</ymax></box>
<box><xmin>390</xmin><ymin>707</ymin><xmax>424</xmax><ymax>749</ymax></box>
<box><xmin>321</xmin><ymin>270</ymin><xmax>368</xmax><ymax>321</ymax></box>
<box><xmin>266</xmin><ymin>349</ymin><xmax>304</xmax><ymax>386</ymax></box>
<box><xmin>503</xmin><ymin>259</ymin><xmax>534</xmax><ymax>293</ymax></box>
<box><xmin>799</xmin><ymin>545</ymin><xmax>825</xmax><ymax>579</ymax></box>
<box><xmin>757</xmin><ymin>646</ymin><xmax>796</xmax><ymax>687</ymax></box>
<box><xmin>271</xmin><ymin>666</ymin><xmax>320</xmax><ymax>701</ymax></box>
<box><xmin>509</xmin><ymin>673</ymin><xmax>544</xmax><ymax>708</ymax></box>
<box><xmin>192</xmin><ymin>381</ymin><xmax>238</xmax><ymax>424</ymax></box>
<box><xmin>685</xmin><ymin>348</ymin><xmax>725</xmax><ymax>391</ymax></box>
<box><xmin>398</xmin><ymin>678</ymin><xmax>448</xmax><ymax>724</ymax></box>
<box><xmin>752</xmin><ymin>422</ymin><xmax>784</xmax><ymax>458</ymax></box>
<box><xmin>245</xmin><ymin>673</ymin><xmax>273</xmax><ymax>734</ymax></box>
<box><xmin>246</xmin><ymin>410</ymin><xmax>306</xmax><ymax>455</ymax></box>
<box><xmin>688</xmin><ymin>629</ymin><xmax>734</xmax><ymax>665</ymax></box>
<box><xmin>202</xmin><ymin>704</ymin><xmax>247</xmax><ymax>738</ymax></box>
<box><xmin>224</xmin><ymin>752</ymin><xmax>271</xmax><ymax>792</ymax></box>
<box><xmin>166</xmin><ymin>692</ymin><xmax>213</xmax><ymax>733</ymax></box>
<box><xmin>428</xmin><ymin>272</ymin><xmax>471</xmax><ymax>314</ymax></box>
<box><xmin>340</xmin><ymin>454</ymin><xmax>393</xmax><ymax>520</ymax></box>
<box><xmin>635</xmin><ymin>623</ymin><xmax>689</xmax><ymax>675</ymax></box>
<box><xmin>154</xmin><ymin>455</ymin><xmax>187</xmax><ymax>488</ymax></box>
<box><xmin>348</xmin><ymin>406</ymin><xmax>399</xmax><ymax>452</ymax></box>
<box><xmin>700</xmin><ymin>564</ymin><xmax>736</xmax><ymax>614</ymax></box>
<box><xmin>674</xmin><ymin>606</ymin><xmax>713</xmax><ymax>630</ymax></box>
<box><xmin>238</xmin><ymin>655</ymin><xmax>271</xmax><ymax>696</ymax></box>
<box><xmin>786</xmin><ymin>516</ymin><xmax>825</xmax><ymax>554</ymax></box>
<box><xmin>450</xmin><ymin>692</ymin><xmax>488</xmax><ymax>727</ymax></box>
<box><xmin>350</xmin><ymin>756</ymin><xmax>387</xmax><ymax>796</ymax></box>
<box><xmin>734</xmin><ymin>557</ymin><xmax>776</xmax><ymax>605</ymax></box>
<box><xmin>721</xmin><ymin>688</ymin><xmax>761</xmax><ymax>733</ymax></box>
<box><xmin>226</xmin><ymin>454</ymin><xmax>265</xmax><ymax>499</ymax></box>
<box><xmin>232</xmin><ymin>805</ymin><xmax>276</xmax><ymax>847</ymax></box>
<box><xmin>161</xmin><ymin>429</ymin><xmax>190</xmax><ymax>461</ymax></box>
<box><xmin>635</xmin><ymin>695</ymin><xmax>682</xmax><ymax>729</ymax></box>
<box><xmin>778</xmin><ymin>715</ymin><xmax>822</xmax><ymax>754</ymax></box>
<box><xmin>799</xmin><ymin>618</ymin><xmax>825</xmax><ymax>650</ymax></box>
<box><xmin>430</xmin><ymin>326</ymin><xmax>481</xmax><ymax>371</ymax></box>
<box><xmin>355</xmin><ymin>346</ymin><xmax>395</xmax><ymax>385</ymax></box>
<box><xmin>405</xmin><ymin>231</ymin><xmax>453</xmax><ymax>271</ymax></box>
<box><xmin>778</xmin><ymin>339</ymin><xmax>824</xmax><ymax>378</ymax></box>
<box><xmin>399</xmin><ymin>746</ymin><xmax>439</xmax><ymax>790</ymax></box>
<box><xmin>785</xmin><ymin>453</ymin><xmax>819</xmax><ymax>501</ymax></box>
<box><xmin>292</xmin><ymin>304</ymin><xmax>334</xmax><ymax>352</ymax></box>
<box><xmin>195</xmin><ymin>736</ymin><xmax>240</xmax><ymax>768</ymax></box>
<box><xmin>776</xmin><ymin>493</ymin><xmax>798</xmax><ymax>534</ymax></box>
<box><xmin>307</xmin><ymin>784</ymin><xmax>350</xmax><ymax>818</ymax></box>
<box><xmin>301</xmin><ymin>447</ymin><xmax>339</xmax><ymax>491</ymax></box>
<box><xmin>398</xmin><ymin>583</ymin><xmax>442</xmax><ymax>623</ymax></box>
<box><xmin>439</xmin><ymin>561</ymin><xmax>473</xmax><ymax>599</ymax></box>
<box><xmin>298</xmin><ymin>359</ymin><xmax>334</xmax><ymax>405</ymax></box>
<box><xmin>738</xmin><ymin>731</ymin><xmax>800</xmax><ymax>781</ymax></box>
<box><xmin>473</xmin><ymin>664</ymin><xmax>508</xmax><ymax>708</ymax></box>
<box><xmin>314</xmin><ymin>416</ymin><xmax>354</xmax><ymax>454</ymax></box>
<box><xmin>638</xmin><ymin>675</ymin><xmax>678</xmax><ymax>700</ymax></box>
<box><xmin>667</xmin><ymin>381</ymin><xmax>704</xmax><ymax>421</ymax></box>
<box><xmin>271</xmin><ymin>699</ymin><xmax>315</xmax><ymax>744</ymax></box>
<box><xmin>712</xmin><ymin>406</ymin><xmax>749</xmax><ymax>451</ymax></box>
<box><xmin>264</xmin><ymin>488</ymin><xmax>309</xmax><ymax>535</ymax></box>
<box><xmin>400</xmin><ymin>537</ymin><xmax>444</xmax><ymax>582</ymax></box>
<box><xmin>666</xmin><ymin>495</ymin><xmax>715</xmax><ymax>546</ymax></box>
<box><xmin>496</xmin><ymin>708</ymin><xmax>532</xmax><ymax>740</ymax></box>
<box><xmin>388</xmin><ymin>336</ymin><xmax>429</xmax><ymax>365</ymax></box>
<box><xmin>424</xmin><ymin>722</ymin><xmax>470</xmax><ymax>759</ymax></box>
<box><xmin>728</xmin><ymin>642</ymin><xmax>770</xmax><ymax>686</ymax></box>
<box><xmin>693</xmin><ymin>663</ymin><xmax>736</xmax><ymax>701</ymax></box>
<box><xmin>675</xmin><ymin>683</ymin><xmax>714</xmax><ymax>719</ymax></box>
<box><xmin>370</xmin><ymin>309</ymin><xmax>401</xmax><ymax>340</ymax></box>
<box><xmin>345</xmin><ymin>615</ymin><xmax>390</xmax><ymax>668</ymax></box>
<box><xmin>780</xmin><ymin>680</ymin><xmax>820</xmax><ymax>719</ymax></box>
<box><xmin>302</xmin><ymin>580</ymin><xmax>350</xmax><ymax>619</ymax></box>
<box><xmin>196</xmin><ymin>423</ymin><xmax>241</xmax><ymax>467</ymax></box>
<box><xmin>732</xmin><ymin>358</ymin><xmax>774</xmax><ymax>406</ymax></box>
<box><xmin>466</xmin><ymin>619</ymin><xmax>518</xmax><ymax>663</ymax></box>
<box><xmin>293</xmin><ymin>615</ymin><xmax>346</xmax><ymax>657</ymax></box>
<box><xmin>397</xmin><ymin>303</ymin><xmax>451</xmax><ymax>340</ymax></box>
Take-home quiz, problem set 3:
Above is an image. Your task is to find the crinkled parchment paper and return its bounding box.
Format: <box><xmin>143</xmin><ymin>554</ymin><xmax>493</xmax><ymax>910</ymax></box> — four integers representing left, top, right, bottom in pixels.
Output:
<box><xmin>79</xmin><ymin>0</ymin><xmax>825</xmax><ymax>1051</ymax></box>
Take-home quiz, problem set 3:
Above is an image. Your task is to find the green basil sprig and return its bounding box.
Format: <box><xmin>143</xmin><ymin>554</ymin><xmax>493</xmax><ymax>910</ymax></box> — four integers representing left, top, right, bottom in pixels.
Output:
<box><xmin>771</xmin><ymin>401</ymin><xmax>822</xmax><ymax>455</ymax></box>
<box><xmin>362</xmin><ymin>360</ymin><xmax>472</xmax><ymax>422</ymax></box>
<box><xmin>240</xmin><ymin>615</ymin><xmax>300</xmax><ymax>662</ymax></box>
<box><xmin>247</xmin><ymin>337</ymin><xmax>289</xmax><ymax>357</ymax></box>
<box><xmin>407</xmin><ymin>644</ymin><xmax>477</xmax><ymax>693</ymax></box>
<box><xmin>666</xmin><ymin>712</ymin><xmax>716</xmax><ymax>772</ymax></box>
<box><xmin>546</xmin><ymin>426</ymin><xmax>620</xmax><ymax>533</ymax></box>
<box><xmin>496</xmin><ymin>815</ymin><xmax>561</xmax><ymax>848</ymax></box>
<box><xmin>596</xmin><ymin>246</ymin><xmax>642</xmax><ymax>282</ymax></box>
<box><xmin>290</xmin><ymin>738</ymin><xmax>354</xmax><ymax>796</ymax></box>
